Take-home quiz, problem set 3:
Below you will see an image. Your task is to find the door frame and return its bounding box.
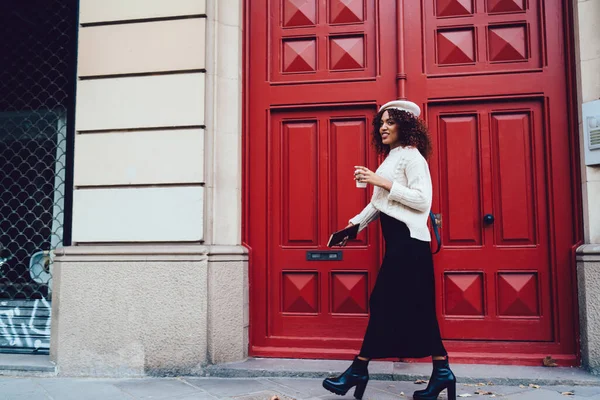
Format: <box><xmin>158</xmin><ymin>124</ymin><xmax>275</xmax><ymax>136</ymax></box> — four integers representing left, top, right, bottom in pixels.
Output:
<box><xmin>241</xmin><ymin>0</ymin><xmax>583</xmax><ymax>365</ymax></box>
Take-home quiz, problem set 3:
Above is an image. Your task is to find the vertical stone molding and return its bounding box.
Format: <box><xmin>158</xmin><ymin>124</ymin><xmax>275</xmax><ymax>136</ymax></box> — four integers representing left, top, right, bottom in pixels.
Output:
<box><xmin>203</xmin><ymin>0</ymin><xmax>243</xmax><ymax>246</ymax></box>
<box><xmin>575</xmin><ymin>0</ymin><xmax>600</xmax><ymax>245</ymax></box>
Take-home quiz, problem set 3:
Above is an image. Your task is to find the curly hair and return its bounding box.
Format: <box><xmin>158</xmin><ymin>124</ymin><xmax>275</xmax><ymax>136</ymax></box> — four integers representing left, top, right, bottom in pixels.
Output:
<box><xmin>371</xmin><ymin>108</ymin><xmax>433</xmax><ymax>159</ymax></box>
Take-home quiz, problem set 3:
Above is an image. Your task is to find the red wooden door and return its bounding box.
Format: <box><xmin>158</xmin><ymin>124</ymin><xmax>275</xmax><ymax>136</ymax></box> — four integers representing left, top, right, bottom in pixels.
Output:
<box><xmin>246</xmin><ymin>0</ymin><xmax>396</xmax><ymax>358</ymax></box>
<box><xmin>245</xmin><ymin>0</ymin><xmax>579</xmax><ymax>364</ymax></box>
<box><xmin>430</xmin><ymin>101</ymin><xmax>552</xmax><ymax>341</ymax></box>
<box><xmin>402</xmin><ymin>0</ymin><xmax>580</xmax><ymax>363</ymax></box>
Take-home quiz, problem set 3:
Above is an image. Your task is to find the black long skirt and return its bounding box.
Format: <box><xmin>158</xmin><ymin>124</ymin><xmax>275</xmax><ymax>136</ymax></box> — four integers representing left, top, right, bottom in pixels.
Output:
<box><xmin>359</xmin><ymin>212</ymin><xmax>447</xmax><ymax>359</ymax></box>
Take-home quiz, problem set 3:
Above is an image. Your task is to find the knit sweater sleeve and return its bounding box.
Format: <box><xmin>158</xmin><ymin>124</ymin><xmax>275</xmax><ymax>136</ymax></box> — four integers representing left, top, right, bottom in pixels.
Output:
<box><xmin>349</xmin><ymin>203</ymin><xmax>380</xmax><ymax>233</ymax></box>
<box><xmin>387</xmin><ymin>155</ymin><xmax>432</xmax><ymax>212</ymax></box>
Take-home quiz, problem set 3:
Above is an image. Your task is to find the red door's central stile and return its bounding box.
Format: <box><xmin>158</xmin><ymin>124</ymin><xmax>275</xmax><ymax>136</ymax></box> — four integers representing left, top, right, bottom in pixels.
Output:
<box><xmin>245</xmin><ymin>0</ymin><xmax>579</xmax><ymax>364</ymax></box>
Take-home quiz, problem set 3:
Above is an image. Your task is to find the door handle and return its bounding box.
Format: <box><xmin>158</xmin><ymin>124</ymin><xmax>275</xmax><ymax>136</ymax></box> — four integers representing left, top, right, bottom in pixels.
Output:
<box><xmin>483</xmin><ymin>214</ymin><xmax>495</xmax><ymax>225</ymax></box>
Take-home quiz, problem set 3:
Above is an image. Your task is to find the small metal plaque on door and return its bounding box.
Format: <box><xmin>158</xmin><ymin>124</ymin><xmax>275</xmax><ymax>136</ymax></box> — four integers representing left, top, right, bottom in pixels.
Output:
<box><xmin>306</xmin><ymin>251</ymin><xmax>343</xmax><ymax>261</ymax></box>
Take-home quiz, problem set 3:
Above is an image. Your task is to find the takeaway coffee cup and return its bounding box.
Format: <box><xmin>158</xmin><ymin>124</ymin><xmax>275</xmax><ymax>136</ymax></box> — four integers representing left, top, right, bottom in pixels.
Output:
<box><xmin>355</xmin><ymin>169</ymin><xmax>367</xmax><ymax>188</ymax></box>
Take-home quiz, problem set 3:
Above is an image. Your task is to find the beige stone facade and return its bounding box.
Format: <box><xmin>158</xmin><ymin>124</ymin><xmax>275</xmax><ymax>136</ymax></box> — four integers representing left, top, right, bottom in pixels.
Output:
<box><xmin>46</xmin><ymin>0</ymin><xmax>600</xmax><ymax>376</ymax></box>
<box><xmin>51</xmin><ymin>0</ymin><xmax>247</xmax><ymax>375</ymax></box>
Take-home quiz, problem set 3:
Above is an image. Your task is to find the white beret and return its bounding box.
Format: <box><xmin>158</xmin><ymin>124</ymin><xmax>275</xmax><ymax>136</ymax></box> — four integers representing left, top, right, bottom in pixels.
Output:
<box><xmin>379</xmin><ymin>100</ymin><xmax>421</xmax><ymax>118</ymax></box>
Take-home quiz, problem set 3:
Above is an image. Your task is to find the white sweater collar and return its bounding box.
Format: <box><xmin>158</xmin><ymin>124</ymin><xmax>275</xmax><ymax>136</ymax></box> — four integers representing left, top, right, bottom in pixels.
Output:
<box><xmin>389</xmin><ymin>145</ymin><xmax>406</xmax><ymax>154</ymax></box>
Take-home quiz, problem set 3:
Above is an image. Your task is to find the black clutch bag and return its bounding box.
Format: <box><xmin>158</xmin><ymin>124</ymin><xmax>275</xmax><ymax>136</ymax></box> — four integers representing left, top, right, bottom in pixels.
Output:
<box><xmin>327</xmin><ymin>224</ymin><xmax>360</xmax><ymax>247</ymax></box>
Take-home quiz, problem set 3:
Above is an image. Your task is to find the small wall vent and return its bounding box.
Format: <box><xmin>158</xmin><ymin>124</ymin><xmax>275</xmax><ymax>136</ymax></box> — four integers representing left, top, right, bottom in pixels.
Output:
<box><xmin>582</xmin><ymin>100</ymin><xmax>600</xmax><ymax>166</ymax></box>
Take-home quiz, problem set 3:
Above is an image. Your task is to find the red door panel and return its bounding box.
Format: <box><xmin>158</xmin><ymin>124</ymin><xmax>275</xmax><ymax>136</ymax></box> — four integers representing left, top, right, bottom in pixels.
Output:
<box><xmin>429</xmin><ymin>100</ymin><xmax>552</xmax><ymax>342</ymax></box>
<box><xmin>268</xmin><ymin>108</ymin><xmax>380</xmax><ymax>347</ymax></box>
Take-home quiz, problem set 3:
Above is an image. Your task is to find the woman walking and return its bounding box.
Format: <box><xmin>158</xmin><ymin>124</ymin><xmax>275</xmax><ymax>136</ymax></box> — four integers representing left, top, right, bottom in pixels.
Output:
<box><xmin>322</xmin><ymin>100</ymin><xmax>456</xmax><ymax>400</ymax></box>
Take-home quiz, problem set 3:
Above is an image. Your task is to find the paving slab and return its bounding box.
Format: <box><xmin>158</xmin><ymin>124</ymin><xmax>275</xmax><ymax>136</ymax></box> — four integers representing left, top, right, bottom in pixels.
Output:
<box><xmin>0</xmin><ymin>377</ymin><xmax>52</xmax><ymax>400</ymax></box>
<box><xmin>115</xmin><ymin>378</ymin><xmax>201</xmax><ymax>399</ymax></box>
<box><xmin>165</xmin><ymin>393</ymin><xmax>219</xmax><ymax>400</ymax></box>
<box><xmin>184</xmin><ymin>377</ymin><xmax>273</xmax><ymax>398</ymax></box>
<box><xmin>36</xmin><ymin>378</ymin><xmax>134</xmax><ymax>400</ymax></box>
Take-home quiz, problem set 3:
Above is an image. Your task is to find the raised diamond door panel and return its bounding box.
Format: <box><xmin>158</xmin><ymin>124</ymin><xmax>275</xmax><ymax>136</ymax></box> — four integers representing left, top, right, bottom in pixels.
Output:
<box><xmin>330</xmin><ymin>0</ymin><xmax>364</xmax><ymax>24</ymax></box>
<box><xmin>331</xmin><ymin>272</ymin><xmax>368</xmax><ymax>314</ymax></box>
<box><xmin>436</xmin><ymin>29</ymin><xmax>476</xmax><ymax>65</ymax></box>
<box><xmin>283</xmin><ymin>39</ymin><xmax>317</xmax><ymax>73</ymax></box>
<box><xmin>436</xmin><ymin>0</ymin><xmax>473</xmax><ymax>17</ymax></box>
<box><xmin>498</xmin><ymin>273</ymin><xmax>539</xmax><ymax>316</ymax></box>
<box><xmin>282</xmin><ymin>272</ymin><xmax>319</xmax><ymax>313</ymax></box>
<box><xmin>488</xmin><ymin>25</ymin><xmax>528</xmax><ymax>62</ymax></box>
<box><xmin>487</xmin><ymin>0</ymin><xmax>526</xmax><ymax>13</ymax></box>
<box><xmin>330</xmin><ymin>36</ymin><xmax>365</xmax><ymax>70</ymax></box>
<box><xmin>444</xmin><ymin>273</ymin><xmax>484</xmax><ymax>316</ymax></box>
<box><xmin>283</xmin><ymin>0</ymin><xmax>317</xmax><ymax>27</ymax></box>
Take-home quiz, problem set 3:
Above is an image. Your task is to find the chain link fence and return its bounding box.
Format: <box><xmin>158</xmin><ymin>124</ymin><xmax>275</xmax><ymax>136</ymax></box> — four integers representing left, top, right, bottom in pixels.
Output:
<box><xmin>0</xmin><ymin>0</ymin><xmax>76</xmax><ymax>353</ymax></box>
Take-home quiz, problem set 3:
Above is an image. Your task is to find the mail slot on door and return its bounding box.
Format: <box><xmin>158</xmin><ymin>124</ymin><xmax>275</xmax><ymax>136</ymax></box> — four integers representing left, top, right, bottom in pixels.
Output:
<box><xmin>306</xmin><ymin>251</ymin><xmax>343</xmax><ymax>261</ymax></box>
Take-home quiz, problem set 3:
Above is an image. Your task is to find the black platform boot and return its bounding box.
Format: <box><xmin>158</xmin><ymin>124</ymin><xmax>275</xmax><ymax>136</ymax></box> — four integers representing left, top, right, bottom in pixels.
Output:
<box><xmin>413</xmin><ymin>357</ymin><xmax>456</xmax><ymax>400</ymax></box>
<box><xmin>322</xmin><ymin>356</ymin><xmax>369</xmax><ymax>399</ymax></box>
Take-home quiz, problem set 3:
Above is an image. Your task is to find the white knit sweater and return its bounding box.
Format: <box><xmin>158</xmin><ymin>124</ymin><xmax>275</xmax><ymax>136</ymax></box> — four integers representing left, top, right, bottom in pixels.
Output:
<box><xmin>349</xmin><ymin>146</ymin><xmax>432</xmax><ymax>242</ymax></box>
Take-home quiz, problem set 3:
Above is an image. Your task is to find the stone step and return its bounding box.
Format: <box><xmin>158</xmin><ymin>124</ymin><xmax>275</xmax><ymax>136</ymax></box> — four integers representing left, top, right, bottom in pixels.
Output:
<box><xmin>0</xmin><ymin>354</ymin><xmax>56</xmax><ymax>375</ymax></box>
<box><xmin>202</xmin><ymin>358</ymin><xmax>600</xmax><ymax>387</ymax></box>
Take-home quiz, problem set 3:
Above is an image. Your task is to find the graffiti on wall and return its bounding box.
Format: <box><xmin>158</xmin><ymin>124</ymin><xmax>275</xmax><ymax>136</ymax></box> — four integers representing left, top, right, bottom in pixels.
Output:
<box><xmin>0</xmin><ymin>298</ymin><xmax>51</xmax><ymax>352</ymax></box>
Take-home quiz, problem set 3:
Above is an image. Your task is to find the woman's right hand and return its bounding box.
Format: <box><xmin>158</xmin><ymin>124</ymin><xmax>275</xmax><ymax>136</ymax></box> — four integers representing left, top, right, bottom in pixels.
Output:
<box><xmin>340</xmin><ymin>222</ymin><xmax>354</xmax><ymax>247</ymax></box>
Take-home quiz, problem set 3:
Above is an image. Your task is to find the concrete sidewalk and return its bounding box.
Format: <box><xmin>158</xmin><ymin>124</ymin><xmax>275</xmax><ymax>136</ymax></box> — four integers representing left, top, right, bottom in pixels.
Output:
<box><xmin>2</xmin><ymin>375</ymin><xmax>600</xmax><ymax>400</ymax></box>
<box><xmin>2</xmin><ymin>356</ymin><xmax>600</xmax><ymax>400</ymax></box>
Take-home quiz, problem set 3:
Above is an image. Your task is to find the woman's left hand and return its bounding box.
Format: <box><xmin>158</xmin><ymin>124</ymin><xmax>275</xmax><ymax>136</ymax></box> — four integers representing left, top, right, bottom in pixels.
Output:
<box><xmin>354</xmin><ymin>166</ymin><xmax>392</xmax><ymax>191</ymax></box>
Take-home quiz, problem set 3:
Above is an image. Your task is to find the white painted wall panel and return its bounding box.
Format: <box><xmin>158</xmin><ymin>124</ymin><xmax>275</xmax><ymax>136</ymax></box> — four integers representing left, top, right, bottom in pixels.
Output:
<box><xmin>80</xmin><ymin>0</ymin><xmax>206</xmax><ymax>24</ymax></box>
<box><xmin>75</xmin><ymin>73</ymin><xmax>205</xmax><ymax>131</ymax></box>
<box><xmin>78</xmin><ymin>19</ymin><xmax>206</xmax><ymax>77</ymax></box>
<box><xmin>72</xmin><ymin>187</ymin><xmax>204</xmax><ymax>242</ymax></box>
<box><xmin>74</xmin><ymin>129</ymin><xmax>204</xmax><ymax>186</ymax></box>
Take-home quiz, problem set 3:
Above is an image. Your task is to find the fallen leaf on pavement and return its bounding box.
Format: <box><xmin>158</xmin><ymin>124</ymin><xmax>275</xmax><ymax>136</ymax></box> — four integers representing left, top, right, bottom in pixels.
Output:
<box><xmin>561</xmin><ymin>392</ymin><xmax>575</xmax><ymax>396</ymax></box>
<box><xmin>475</xmin><ymin>390</ymin><xmax>494</xmax><ymax>395</ymax></box>
<box><xmin>529</xmin><ymin>384</ymin><xmax>541</xmax><ymax>389</ymax></box>
<box><xmin>414</xmin><ymin>379</ymin><xmax>428</xmax><ymax>384</ymax></box>
<box><xmin>543</xmin><ymin>355</ymin><xmax>558</xmax><ymax>367</ymax></box>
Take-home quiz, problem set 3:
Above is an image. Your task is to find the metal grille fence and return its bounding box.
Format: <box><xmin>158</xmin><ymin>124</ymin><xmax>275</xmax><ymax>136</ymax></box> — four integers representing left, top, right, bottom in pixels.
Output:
<box><xmin>0</xmin><ymin>0</ymin><xmax>76</xmax><ymax>354</ymax></box>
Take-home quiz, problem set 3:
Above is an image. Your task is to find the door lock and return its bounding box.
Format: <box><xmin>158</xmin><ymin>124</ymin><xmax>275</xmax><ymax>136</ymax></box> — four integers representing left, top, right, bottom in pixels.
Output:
<box><xmin>483</xmin><ymin>214</ymin><xmax>495</xmax><ymax>225</ymax></box>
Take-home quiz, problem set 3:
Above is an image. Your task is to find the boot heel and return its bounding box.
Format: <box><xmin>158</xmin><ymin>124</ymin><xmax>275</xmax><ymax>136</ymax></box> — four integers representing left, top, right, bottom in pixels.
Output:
<box><xmin>447</xmin><ymin>381</ymin><xmax>456</xmax><ymax>400</ymax></box>
<box><xmin>354</xmin><ymin>382</ymin><xmax>367</xmax><ymax>399</ymax></box>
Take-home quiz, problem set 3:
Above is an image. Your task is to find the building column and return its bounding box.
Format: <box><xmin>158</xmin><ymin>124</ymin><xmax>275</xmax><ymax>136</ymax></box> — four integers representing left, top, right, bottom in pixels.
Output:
<box><xmin>203</xmin><ymin>0</ymin><xmax>248</xmax><ymax>364</ymax></box>
<box><xmin>574</xmin><ymin>0</ymin><xmax>600</xmax><ymax>374</ymax></box>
